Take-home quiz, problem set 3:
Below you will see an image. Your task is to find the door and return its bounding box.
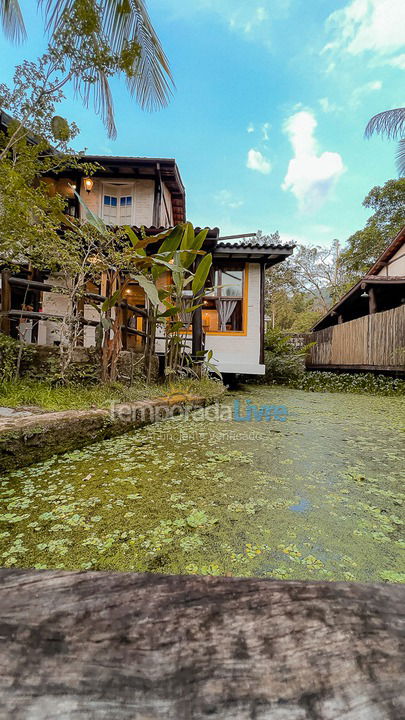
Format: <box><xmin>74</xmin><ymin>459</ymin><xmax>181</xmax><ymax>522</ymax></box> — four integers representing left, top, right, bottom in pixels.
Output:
<box><xmin>102</xmin><ymin>184</ymin><xmax>134</xmax><ymax>225</ymax></box>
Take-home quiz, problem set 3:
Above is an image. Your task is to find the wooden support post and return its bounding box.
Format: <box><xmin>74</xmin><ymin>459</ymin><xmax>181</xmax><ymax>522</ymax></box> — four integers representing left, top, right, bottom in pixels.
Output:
<box><xmin>369</xmin><ymin>287</ymin><xmax>377</xmax><ymax>314</ymax></box>
<box><xmin>152</xmin><ymin>166</ymin><xmax>162</xmax><ymax>227</ymax></box>
<box><xmin>0</xmin><ymin>270</ymin><xmax>11</xmax><ymax>335</ymax></box>
<box><xmin>192</xmin><ymin>259</ymin><xmax>204</xmax><ymax>372</ymax></box>
<box><xmin>259</xmin><ymin>263</ymin><xmax>265</xmax><ymax>365</ymax></box>
<box><xmin>76</xmin><ymin>295</ymin><xmax>85</xmax><ymax>346</ymax></box>
<box><xmin>122</xmin><ymin>300</ymin><xmax>128</xmax><ymax>351</ymax></box>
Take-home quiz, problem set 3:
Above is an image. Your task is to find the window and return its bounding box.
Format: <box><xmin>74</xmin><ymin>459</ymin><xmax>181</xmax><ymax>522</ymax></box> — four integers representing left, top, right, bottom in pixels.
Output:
<box><xmin>102</xmin><ymin>186</ymin><xmax>134</xmax><ymax>224</ymax></box>
<box><xmin>104</xmin><ymin>195</ymin><xmax>117</xmax><ymax>207</ymax></box>
<box><xmin>202</xmin><ymin>265</ymin><xmax>245</xmax><ymax>333</ymax></box>
<box><xmin>119</xmin><ymin>195</ymin><xmax>132</xmax><ymax>223</ymax></box>
<box><xmin>103</xmin><ymin>194</ymin><xmax>118</xmax><ymax>224</ymax></box>
<box><xmin>120</xmin><ymin>196</ymin><xmax>132</xmax><ymax>207</ymax></box>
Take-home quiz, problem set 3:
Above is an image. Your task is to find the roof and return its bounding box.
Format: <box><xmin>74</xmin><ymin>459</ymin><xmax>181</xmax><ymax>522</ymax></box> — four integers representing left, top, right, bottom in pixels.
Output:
<box><xmin>214</xmin><ymin>235</ymin><xmax>295</xmax><ymax>265</ymax></box>
<box><xmin>122</xmin><ymin>227</ymin><xmax>294</xmax><ymax>264</ymax></box>
<box><xmin>81</xmin><ymin>155</ymin><xmax>186</xmax><ymax>225</ymax></box>
<box><xmin>312</xmin><ymin>274</ymin><xmax>405</xmax><ymax>331</ymax></box>
<box><xmin>368</xmin><ymin>225</ymin><xmax>405</xmax><ymax>275</ymax></box>
<box><xmin>311</xmin><ymin>225</ymin><xmax>405</xmax><ymax>331</ymax></box>
<box><xmin>216</xmin><ymin>238</ymin><xmax>295</xmax><ymax>250</ymax></box>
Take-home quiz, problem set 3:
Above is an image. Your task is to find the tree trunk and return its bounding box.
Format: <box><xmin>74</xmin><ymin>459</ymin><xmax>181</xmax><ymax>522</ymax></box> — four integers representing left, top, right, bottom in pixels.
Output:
<box><xmin>0</xmin><ymin>570</ymin><xmax>404</xmax><ymax>719</ymax></box>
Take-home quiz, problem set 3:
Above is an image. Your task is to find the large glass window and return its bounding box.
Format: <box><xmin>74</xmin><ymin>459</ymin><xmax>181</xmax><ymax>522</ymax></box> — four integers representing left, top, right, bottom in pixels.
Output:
<box><xmin>202</xmin><ymin>265</ymin><xmax>245</xmax><ymax>333</ymax></box>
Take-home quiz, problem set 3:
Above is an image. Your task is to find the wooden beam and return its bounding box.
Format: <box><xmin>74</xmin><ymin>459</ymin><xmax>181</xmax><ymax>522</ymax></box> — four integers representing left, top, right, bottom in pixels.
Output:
<box><xmin>121</xmin><ymin>299</ymin><xmax>128</xmax><ymax>350</ymax></box>
<box><xmin>260</xmin><ymin>263</ymin><xmax>265</xmax><ymax>364</ymax></box>
<box><xmin>369</xmin><ymin>286</ymin><xmax>377</xmax><ymax>314</ymax></box>
<box><xmin>0</xmin><ymin>570</ymin><xmax>404</xmax><ymax>719</ymax></box>
<box><xmin>192</xmin><ymin>260</ymin><xmax>204</xmax><ymax>369</ymax></box>
<box><xmin>0</xmin><ymin>270</ymin><xmax>11</xmax><ymax>334</ymax></box>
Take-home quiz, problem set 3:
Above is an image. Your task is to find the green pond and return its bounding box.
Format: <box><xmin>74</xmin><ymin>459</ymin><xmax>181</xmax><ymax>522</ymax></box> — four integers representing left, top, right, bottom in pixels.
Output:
<box><xmin>1</xmin><ymin>386</ymin><xmax>404</xmax><ymax>582</ymax></box>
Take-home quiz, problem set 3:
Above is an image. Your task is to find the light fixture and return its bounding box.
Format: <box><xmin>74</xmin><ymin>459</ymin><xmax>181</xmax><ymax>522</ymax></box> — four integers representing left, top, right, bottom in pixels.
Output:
<box><xmin>83</xmin><ymin>177</ymin><xmax>94</xmax><ymax>193</ymax></box>
<box><xmin>360</xmin><ymin>291</ymin><xmax>369</xmax><ymax>298</ymax></box>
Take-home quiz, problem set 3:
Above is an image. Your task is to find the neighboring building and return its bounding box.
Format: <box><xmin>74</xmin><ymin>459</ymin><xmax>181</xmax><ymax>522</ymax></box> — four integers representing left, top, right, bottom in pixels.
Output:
<box><xmin>312</xmin><ymin>226</ymin><xmax>405</xmax><ymax>332</ymax></box>
<box><xmin>0</xmin><ymin>153</ymin><xmax>294</xmax><ymax>377</ymax></box>
<box><xmin>307</xmin><ymin>227</ymin><xmax>405</xmax><ymax>373</ymax></box>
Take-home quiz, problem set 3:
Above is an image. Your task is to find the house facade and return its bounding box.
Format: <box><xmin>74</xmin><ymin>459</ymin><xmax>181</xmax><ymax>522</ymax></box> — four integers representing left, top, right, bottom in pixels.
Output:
<box><xmin>307</xmin><ymin>226</ymin><xmax>405</xmax><ymax>373</ymax></box>
<box><xmin>1</xmin><ymin>154</ymin><xmax>294</xmax><ymax>377</ymax></box>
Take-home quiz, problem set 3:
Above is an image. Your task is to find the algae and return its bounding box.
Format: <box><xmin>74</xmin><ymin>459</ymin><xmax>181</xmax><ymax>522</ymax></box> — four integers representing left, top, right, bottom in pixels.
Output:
<box><xmin>0</xmin><ymin>386</ymin><xmax>404</xmax><ymax>582</ymax></box>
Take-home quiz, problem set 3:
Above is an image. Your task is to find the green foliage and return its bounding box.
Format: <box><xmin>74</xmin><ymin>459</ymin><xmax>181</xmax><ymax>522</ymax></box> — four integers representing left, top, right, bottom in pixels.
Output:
<box><xmin>0</xmin><ymin>376</ymin><xmax>224</xmax><ymax>411</ymax></box>
<box><xmin>261</xmin><ymin>329</ymin><xmax>309</xmax><ymax>384</ymax></box>
<box><xmin>0</xmin><ymin>0</ymin><xmax>173</xmax><ymax>138</ymax></box>
<box><xmin>0</xmin><ymin>385</ymin><xmax>403</xmax><ymax>582</ymax></box>
<box><xmin>340</xmin><ymin>178</ymin><xmax>405</xmax><ymax>280</ymax></box>
<box><xmin>0</xmin><ymin>334</ymin><xmax>34</xmax><ymax>383</ymax></box>
<box><xmin>0</xmin><ymin>44</ymin><xmax>99</xmax><ymax>271</ymax></box>
<box><xmin>292</xmin><ymin>371</ymin><xmax>405</xmax><ymax>396</ymax></box>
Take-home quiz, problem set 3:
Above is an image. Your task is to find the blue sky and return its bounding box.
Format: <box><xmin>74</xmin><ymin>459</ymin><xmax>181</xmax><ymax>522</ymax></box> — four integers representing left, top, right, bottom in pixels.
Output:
<box><xmin>0</xmin><ymin>0</ymin><xmax>404</xmax><ymax>245</ymax></box>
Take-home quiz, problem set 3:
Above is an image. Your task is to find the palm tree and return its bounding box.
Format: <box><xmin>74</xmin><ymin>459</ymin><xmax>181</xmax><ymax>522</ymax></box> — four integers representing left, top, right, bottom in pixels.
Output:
<box><xmin>365</xmin><ymin>108</ymin><xmax>405</xmax><ymax>177</ymax></box>
<box><xmin>0</xmin><ymin>0</ymin><xmax>173</xmax><ymax>138</ymax></box>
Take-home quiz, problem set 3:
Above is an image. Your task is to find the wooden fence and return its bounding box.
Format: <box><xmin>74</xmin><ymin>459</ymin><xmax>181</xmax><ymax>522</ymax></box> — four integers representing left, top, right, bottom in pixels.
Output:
<box><xmin>306</xmin><ymin>305</ymin><xmax>405</xmax><ymax>372</ymax></box>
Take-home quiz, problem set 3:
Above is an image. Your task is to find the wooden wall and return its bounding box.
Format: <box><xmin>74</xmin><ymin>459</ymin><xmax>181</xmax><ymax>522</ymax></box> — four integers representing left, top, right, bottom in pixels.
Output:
<box><xmin>307</xmin><ymin>305</ymin><xmax>405</xmax><ymax>371</ymax></box>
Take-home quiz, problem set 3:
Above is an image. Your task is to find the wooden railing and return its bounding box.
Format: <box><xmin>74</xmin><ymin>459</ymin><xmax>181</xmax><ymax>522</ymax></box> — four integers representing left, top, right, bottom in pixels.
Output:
<box><xmin>0</xmin><ymin>274</ymin><xmax>147</xmax><ymax>348</ymax></box>
<box><xmin>306</xmin><ymin>305</ymin><xmax>405</xmax><ymax>372</ymax></box>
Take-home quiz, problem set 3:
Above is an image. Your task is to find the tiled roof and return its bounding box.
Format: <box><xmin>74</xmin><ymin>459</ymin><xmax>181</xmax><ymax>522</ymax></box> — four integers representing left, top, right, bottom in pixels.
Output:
<box><xmin>216</xmin><ymin>238</ymin><xmax>295</xmax><ymax>250</ymax></box>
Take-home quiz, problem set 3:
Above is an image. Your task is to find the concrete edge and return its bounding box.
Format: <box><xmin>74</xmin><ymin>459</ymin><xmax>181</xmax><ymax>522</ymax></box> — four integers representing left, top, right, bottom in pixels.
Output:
<box><xmin>0</xmin><ymin>390</ymin><xmax>226</xmax><ymax>473</ymax></box>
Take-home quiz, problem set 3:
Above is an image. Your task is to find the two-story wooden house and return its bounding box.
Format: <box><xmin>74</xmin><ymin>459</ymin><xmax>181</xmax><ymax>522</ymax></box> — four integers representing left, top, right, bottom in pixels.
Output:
<box><xmin>1</xmin><ymin>155</ymin><xmax>294</xmax><ymax>378</ymax></box>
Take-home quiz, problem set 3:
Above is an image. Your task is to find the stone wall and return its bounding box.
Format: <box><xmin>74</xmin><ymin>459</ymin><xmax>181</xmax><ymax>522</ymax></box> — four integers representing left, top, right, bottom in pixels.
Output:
<box><xmin>18</xmin><ymin>345</ymin><xmax>157</xmax><ymax>384</ymax></box>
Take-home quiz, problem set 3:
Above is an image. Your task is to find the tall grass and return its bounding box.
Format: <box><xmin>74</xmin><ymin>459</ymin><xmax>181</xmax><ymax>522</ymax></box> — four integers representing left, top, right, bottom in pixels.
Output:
<box><xmin>0</xmin><ymin>377</ymin><xmax>224</xmax><ymax>412</ymax></box>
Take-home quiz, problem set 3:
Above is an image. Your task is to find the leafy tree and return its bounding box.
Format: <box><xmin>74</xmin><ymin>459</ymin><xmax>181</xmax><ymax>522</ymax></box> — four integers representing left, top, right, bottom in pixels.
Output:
<box><xmin>286</xmin><ymin>240</ymin><xmax>345</xmax><ymax>313</ymax></box>
<box><xmin>0</xmin><ymin>21</ymin><xmax>103</xmax><ymax>270</ymax></box>
<box><xmin>0</xmin><ymin>0</ymin><xmax>173</xmax><ymax>138</ymax></box>
<box><xmin>340</xmin><ymin>178</ymin><xmax>405</xmax><ymax>279</ymax></box>
<box><xmin>365</xmin><ymin>108</ymin><xmax>405</xmax><ymax>177</ymax></box>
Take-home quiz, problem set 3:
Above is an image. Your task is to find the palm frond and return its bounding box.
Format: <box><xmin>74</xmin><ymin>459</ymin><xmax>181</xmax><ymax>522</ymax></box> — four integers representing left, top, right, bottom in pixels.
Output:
<box><xmin>365</xmin><ymin>107</ymin><xmax>405</xmax><ymax>140</ymax></box>
<box><xmin>125</xmin><ymin>0</ymin><xmax>173</xmax><ymax>111</ymax></box>
<box><xmin>396</xmin><ymin>139</ymin><xmax>405</xmax><ymax>177</ymax></box>
<box><xmin>40</xmin><ymin>0</ymin><xmax>173</xmax><ymax>113</ymax></box>
<box><xmin>0</xmin><ymin>0</ymin><xmax>26</xmax><ymax>43</ymax></box>
<box><xmin>77</xmin><ymin>65</ymin><xmax>117</xmax><ymax>140</ymax></box>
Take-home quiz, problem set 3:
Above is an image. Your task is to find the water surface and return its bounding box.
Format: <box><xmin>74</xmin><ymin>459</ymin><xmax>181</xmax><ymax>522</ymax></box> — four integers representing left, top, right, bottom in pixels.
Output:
<box><xmin>1</xmin><ymin>386</ymin><xmax>404</xmax><ymax>582</ymax></box>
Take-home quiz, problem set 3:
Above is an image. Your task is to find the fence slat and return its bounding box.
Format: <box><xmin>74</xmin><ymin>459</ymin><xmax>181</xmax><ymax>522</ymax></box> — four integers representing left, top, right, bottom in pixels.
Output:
<box><xmin>307</xmin><ymin>306</ymin><xmax>405</xmax><ymax>370</ymax></box>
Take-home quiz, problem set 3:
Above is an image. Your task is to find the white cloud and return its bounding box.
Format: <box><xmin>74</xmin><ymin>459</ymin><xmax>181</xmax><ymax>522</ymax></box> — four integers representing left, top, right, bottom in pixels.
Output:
<box><xmin>282</xmin><ymin>110</ymin><xmax>345</xmax><ymax>211</ymax></box>
<box><xmin>247</xmin><ymin>122</ymin><xmax>255</xmax><ymax>133</ymax></box>
<box><xmin>351</xmin><ymin>79</ymin><xmax>382</xmax><ymax>106</ymax></box>
<box><xmin>238</xmin><ymin>5</ymin><xmax>268</xmax><ymax>34</ymax></box>
<box><xmin>319</xmin><ymin>97</ymin><xmax>340</xmax><ymax>113</ymax></box>
<box><xmin>324</xmin><ymin>0</ymin><xmax>405</xmax><ymax>65</ymax></box>
<box><xmin>247</xmin><ymin>149</ymin><xmax>272</xmax><ymax>174</ymax></box>
<box><xmin>157</xmin><ymin>0</ymin><xmax>284</xmax><ymax>46</ymax></box>
<box><xmin>261</xmin><ymin>122</ymin><xmax>271</xmax><ymax>141</ymax></box>
<box><xmin>385</xmin><ymin>53</ymin><xmax>405</xmax><ymax>70</ymax></box>
<box><xmin>215</xmin><ymin>190</ymin><xmax>244</xmax><ymax>208</ymax></box>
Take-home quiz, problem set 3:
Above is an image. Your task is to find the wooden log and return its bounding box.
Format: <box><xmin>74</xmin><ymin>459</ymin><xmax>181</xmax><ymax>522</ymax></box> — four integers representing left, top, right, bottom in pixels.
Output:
<box><xmin>0</xmin><ymin>570</ymin><xmax>404</xmax><ymax>719</ymax></box>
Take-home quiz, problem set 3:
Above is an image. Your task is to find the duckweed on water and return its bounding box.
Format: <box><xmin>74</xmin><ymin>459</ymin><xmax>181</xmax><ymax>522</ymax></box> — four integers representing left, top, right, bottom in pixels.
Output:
<box><xmin>0</xmin><ymin>386</ymin><xmax>404</xmax><ymax>582</ymax></box>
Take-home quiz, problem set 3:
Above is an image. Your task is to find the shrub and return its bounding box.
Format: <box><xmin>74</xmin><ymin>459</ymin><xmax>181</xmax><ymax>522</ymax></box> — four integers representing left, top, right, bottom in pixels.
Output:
<box><xmin>262</xmin><ymin>329</ymin><xmax>309</xmax><ymax>384</ymax></box>
<box><xmin>292</xmin><ymin>371</ymin><xmax>405</xmax><ymax>396</ymax></box>
<box><xmin>0</xmin><ymin>333</ymin><xmax>35</xmax><ymax>383</ymax></box>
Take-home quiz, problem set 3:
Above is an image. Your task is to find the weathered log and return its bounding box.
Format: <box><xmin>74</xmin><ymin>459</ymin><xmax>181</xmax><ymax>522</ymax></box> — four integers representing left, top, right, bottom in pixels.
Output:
<box><xmin>0</xmin><ymin>570</ymin><xmax>404</xmax><ymax>720</ymax></box>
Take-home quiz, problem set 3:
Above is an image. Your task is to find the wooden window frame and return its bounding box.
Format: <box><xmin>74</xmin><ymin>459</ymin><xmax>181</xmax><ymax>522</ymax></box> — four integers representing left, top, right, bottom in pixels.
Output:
<box><xmin>203</xmin><ymin>263</ymin><xmax>249</xmax><ymax>336</ymax></box>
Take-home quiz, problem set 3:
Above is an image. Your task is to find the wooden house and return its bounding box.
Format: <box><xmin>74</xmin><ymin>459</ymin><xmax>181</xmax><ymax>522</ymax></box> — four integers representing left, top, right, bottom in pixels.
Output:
<box><xmin>0</xmin><ymin>154</ymin><xmax>294</xmax><ymax>377</ymax></box>
<box><xmin>307</xmin><ymin>226</ymin><xmax>405</xmax><ymax>373</ymax></box>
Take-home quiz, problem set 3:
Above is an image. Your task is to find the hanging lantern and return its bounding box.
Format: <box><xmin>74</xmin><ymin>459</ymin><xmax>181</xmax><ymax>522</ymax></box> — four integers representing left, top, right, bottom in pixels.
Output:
<box><xmin>83</xmin><ymin>177</ymin><xmax>94</xmax><ymax>193</ymax></box>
